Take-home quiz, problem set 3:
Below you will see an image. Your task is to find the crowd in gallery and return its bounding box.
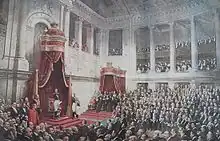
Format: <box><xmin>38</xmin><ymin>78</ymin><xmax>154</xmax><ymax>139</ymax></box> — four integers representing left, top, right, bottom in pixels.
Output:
<box><xmin>137</xmin><ymin>57</ymin><xmax>217</xmax><ymax>73</ymax></box>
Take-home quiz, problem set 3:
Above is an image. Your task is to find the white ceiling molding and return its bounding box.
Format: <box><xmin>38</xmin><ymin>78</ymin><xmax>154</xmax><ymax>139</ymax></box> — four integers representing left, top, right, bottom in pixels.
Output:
<box><xmin>58</xmin><ymin>0</ymin><xmax>107</xmax><ymax>29</ymax></box>
<box><xmin>57</xmin><ymin>0</ymin><xmax>220</xmax><ymax>31</ymax></box>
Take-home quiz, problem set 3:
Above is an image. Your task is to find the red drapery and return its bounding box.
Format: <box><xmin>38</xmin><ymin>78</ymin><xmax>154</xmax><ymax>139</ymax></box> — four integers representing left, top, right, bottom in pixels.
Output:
<box><xmin>99</xmin><ymin>66</ymin><xmax>126</xmax><ymax>95</ymax></box>
<box><xmin>25</xmin><ymin>26</ymin><xmax>72</xmax><ymax>117</ymax></box>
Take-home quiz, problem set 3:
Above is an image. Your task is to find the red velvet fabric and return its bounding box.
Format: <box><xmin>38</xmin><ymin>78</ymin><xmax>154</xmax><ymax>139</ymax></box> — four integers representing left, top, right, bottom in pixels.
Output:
<box><xmin>38</xmin><ymin>58</ymin><xmax>68</xmax><ymax>116</ymax></box>
<box><xmin>103</xmin><ymin>75</ymin><xmax>117</xmax><ymax>93</ymax></box>
<box><xmin>28</xmin><ymin>108</ymin><xmax>39</xmax><ymax>125</ymax></box>
<box><xmin>99</xmin><ymin>75</ymin><xmax>126</xmax><ymax>94</ymax></box>
<box><xmin>99</xmin><ymin>66</ymin><xmax>126</xmax><ymax>94</ymax></box>
<box><xmin>25</xmin><ymin>26</ymin><xmax>72</xmax><ymax>117</ymax></box>
<box><xmin>38</xmin><ymin>51</ymin><xmax>63</xmax><ymax>88</ymax></box>
<box><xmin>26</xmin><ymin>51</ymin><xmax>71</xmax><ymax>116</ymax></box>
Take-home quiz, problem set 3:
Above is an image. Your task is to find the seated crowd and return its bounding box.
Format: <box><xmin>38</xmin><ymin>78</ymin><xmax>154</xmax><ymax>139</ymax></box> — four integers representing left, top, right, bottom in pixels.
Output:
<box><xmin>1</xmin><ymin>83</ymin><xmax>220</xmax><ymax>141</ymax></box>
<box><xmin>198</xmin><ymin>37</ymin><xmax>216</xmax><ymax>47</ymax></box>
<box><xmin>198</xmin><ymin>58</ymin><xmax>216</xmax><ymax>71</ymax></box>
<box><xmin>110</xmin><ymin>84</ymin><xmax>220</xmax><ymax>141</ymax></box>
<box><xmin>89</xmin><ymin>84</ymin><xmax>220</xmax><ymax>141</ymax></box>
<box><xmin>108</xmin><ymin>48</ymin><xmax>123</xmax><ymax>56</ymax></box>
<box><xmin>137</xmin><ymin>48</ymin><xmax>150</xmax><ymax>53</ymax></box>
<box><xmin>175</xmin><ymin>42</ymin><xmax>191</xmax><ymax>49</ymax></box>
<box><xmin>176</xmin><ymin>60</ymin><xmax>191</xmax><ymax>72</ymax></box>
<box><xmin>155</xmin><ymin>45</ymin><xmax>170</xmax><ymax>51</ymax></box>
<box><xmin>137</xmin><ymin>57</ymin><xmax>216</xmax><ymax>73</ymax></box>
<box><xmin>137</xmin><ymin>63</ymin><xmax>150</xmax><ymax>73</ymax></box>
<box><xmin>155</xmin><ymin>62</ymin><xmax>170</xmax><ymax>72</ymax></box>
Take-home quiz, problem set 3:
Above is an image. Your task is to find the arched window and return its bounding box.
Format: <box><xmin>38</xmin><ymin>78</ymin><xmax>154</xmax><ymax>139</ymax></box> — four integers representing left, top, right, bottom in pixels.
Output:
<box><xmin>26</xmin><ymin>23</ymin><xmax>48</xmax><ymax>71</ymax></box>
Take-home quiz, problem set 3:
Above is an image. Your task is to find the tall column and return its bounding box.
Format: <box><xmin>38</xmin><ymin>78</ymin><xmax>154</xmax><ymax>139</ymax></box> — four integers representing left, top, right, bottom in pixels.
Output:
<box><xmin>99</xmin><ymin>29</ymin><xmax>109</xmax><ymax>66</ymax></box>
<box><xmin>4</xmin><ymin>0</ymin><xmax>17</xmax><ymax>58</ymax></box>
<box><xmin>87</xmin><ymin>25</ymin><xmax>94</xmax><ymax>54</ymax></box>
<box><xmin>59</xmin><ymin>5</ymin><xmax>64</xmax><ymax>31</ymax></box>
<box><xmin>75</xmin><ymin>17</ymin><xmax>83</xmax><ymax>51</ymax></box>
<box><xmin>168</xmin><ymin>81</ymin><xmax>175</xmax><ymax>90</ymax></box>
<box><xmin>64</xmin><ymin>9</ymin><xmax>70</xmax><ymax>73</ymax></box>
<box><xmin>191</xmin><ymin>16</ymin><xmax>198</xmax><ymax>71</ymax></box>
<box><xmin>215</xmin><ymin>9</ymin><xmax>220</xmax><ymax>69</ymax></box>
<box><xmin>98</xmin><ymin>29</ymin><xmax>104</xmax><ymax>65</ymax></box>
<box><xmin>150</xmin><ymin>26</ymin><xmax>155</xmax><ymax>72</ymax></box>
<box><xmin>170</xmin><ymin>22</ymin><xmax>176</xmax><ymax>72</ymax></box>
<box><xmin>105</xmin><ymin>30</ymin><xmax>110</xmax><ymax>57</ymax></box>
<box><xmin>148</xmin><ymin>82</ymin><xmax>156</xmax><ymax>91</ymax></box>
<box><xmin>127</xmin><ymin>25</ymin><xmax>137</xmax><ymax>90</ymax></box>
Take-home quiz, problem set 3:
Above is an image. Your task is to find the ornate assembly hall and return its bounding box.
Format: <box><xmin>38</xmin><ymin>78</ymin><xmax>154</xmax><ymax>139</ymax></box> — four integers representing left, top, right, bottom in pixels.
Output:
<box><xmin>0</xmin><ymin>0</ymin><xmax>220</xmax><ymax>141</ymax></box>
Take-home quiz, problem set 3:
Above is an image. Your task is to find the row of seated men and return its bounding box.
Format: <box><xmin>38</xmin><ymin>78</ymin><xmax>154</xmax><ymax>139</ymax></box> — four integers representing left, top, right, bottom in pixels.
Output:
<box><xmin>0</xmin><ymin>83</ymin><xmax>219</xmax><ymax>141</ymax></box>
<box><xmin>88</xmin><ymin>92</ymin><xmax>120</xmax><ymax>112</ymax></box>
<box><xmin>137</xmin><ymin>57</ymin><xmax>216</xmax><ymax>73</ymax></box>
<box><xmin>137</xmin><ymin>36</ymin><xmax>216</xmax><ymax>53</ymax></box>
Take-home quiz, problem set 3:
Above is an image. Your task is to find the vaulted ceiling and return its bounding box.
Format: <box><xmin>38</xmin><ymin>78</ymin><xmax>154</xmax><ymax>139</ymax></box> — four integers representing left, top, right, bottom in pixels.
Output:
<box><xmin>79</xmin><ymin>0</ymin><xmax>216</xmax><ymax>41</ymax></box>
<box><xmin>80</xmin><ymin>0</ymin><xmax>209</xmax><ymax>17</ymax></box>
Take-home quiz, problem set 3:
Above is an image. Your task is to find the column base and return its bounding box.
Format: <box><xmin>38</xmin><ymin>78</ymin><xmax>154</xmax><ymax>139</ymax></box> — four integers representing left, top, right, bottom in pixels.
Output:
<box><xmin>17</xmin><ymin>58</ymin><xmax>29</xmax><ymax>71</ymax></box>
<box><xmin>190</xmin><ymin>80</ymin><xmax>200</xmax><ymax>89</ymax></box>
<box><xmin>148</xmin><ymin>82</ymin><xmax>156</xmax><ymax>91</ymax></box>
<box><xmin>149</xmin><ymin>70</ymin><xmax>155</xmax><ymax>74</ymax></box>
<box><xmin>169</xmin><ymin>70</ymin><xmax>176</xmax><ymax>74</ymax></box>
<box><xmin>168</xmin><ymin>81</ymin><xmax>175</xmax><ymax>90</ymax></box>
<box><xmin>189</xmin><ymin>68</ymin><xmax>198</xmax><ymax>73</ymax></box>
<box><xmin>126</xmin><ymin>76</ymin><xmax>136</xmax><ymax>90</ymax></box>
<box><xmin>0</xmin><ymin>57</ymin><xmax>29</xmax><ymax>71</ymax></box>
<box><xmin>0</xmin><ymin>57</ymin><xmax>15</xmax><ymax>70</ymax></box>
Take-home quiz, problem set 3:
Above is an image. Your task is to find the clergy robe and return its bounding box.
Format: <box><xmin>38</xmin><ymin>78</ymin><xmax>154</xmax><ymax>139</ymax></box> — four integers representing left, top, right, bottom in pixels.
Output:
<box><xmin>28</xmin><ymin>108</ymin><xmax>39</xmax><ymax>125</ymax></box>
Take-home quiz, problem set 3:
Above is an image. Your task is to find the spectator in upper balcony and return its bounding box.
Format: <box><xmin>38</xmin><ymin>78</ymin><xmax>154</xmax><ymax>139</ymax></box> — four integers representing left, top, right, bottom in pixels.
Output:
<box><xmin>198</xmin><ymin>58</ymin><xmax>216</xmax><ymax>71</ymax></box>
<box><xmin>136</xmin><ymin>63</ymin><xmax>150</xmax><ymax>73</ymax></box>
<box><xmin>109</xmin><ymin>48</ymin><xmax>122</xmax><ymax>56</ymax></box>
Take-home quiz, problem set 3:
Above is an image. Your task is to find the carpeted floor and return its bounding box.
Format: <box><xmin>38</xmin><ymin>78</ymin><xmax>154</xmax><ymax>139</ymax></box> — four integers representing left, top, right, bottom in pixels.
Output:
<box><xmin>79</xmin><ymin>111</ymin><xmax>112</xmax><ymax>121</ymax></box>
<box><xmin>43</xmin><ymin>111</ymin><xmax>112</xmax><ymax>128</ymax></box>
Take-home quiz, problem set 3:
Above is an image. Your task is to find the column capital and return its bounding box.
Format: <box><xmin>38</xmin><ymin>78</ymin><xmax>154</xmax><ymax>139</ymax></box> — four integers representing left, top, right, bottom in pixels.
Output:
<box><xmin>99</xmin><ymin>29</ymin><xmax>109</xmax><ymax>33</ymax></box>
<box><xmin>168</xmin><ymin>21</ymin><xmax>175</xmax><ymax>27</ymax></box>
<box><xmin>78</xmin><ymin>17</ymin><xmax>84</xmax><ymax>22</ymax></box>
<box><xmin>90</xmin><ymin>24</ymin><xmax>96</xmax><ymax>29</ymax></box>
<box><xmin>190</xmin><ymin>15</ymin><xmax>197</xmax><ymax>22</ymax></box>
<box><xmin>65</xmin><ymin>8</ymin><xmax>70</xmax><ymax>12</ymax></box>
<box><xmin>63</xmin><ymin>5</ymin><xmax>71</xmax><ymax>12</ymax></box>
<box><xmin>149</xmin><ymin>25</ymin><xmax>155</xmax><ymax>30</ymax></box>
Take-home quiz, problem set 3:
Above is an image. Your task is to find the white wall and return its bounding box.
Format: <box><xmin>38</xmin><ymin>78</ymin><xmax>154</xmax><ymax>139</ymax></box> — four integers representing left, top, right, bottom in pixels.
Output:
<box><xmin>66</xmin><ymin>48</ymin><xmax>100</xmax><ymax>77</ymax></box>
<box><xmin>71</xmin><ymin>80</ymin><xmax>99</xmax><ymax>114</ymax></box>
<box><xmin>104</xmin><ymin>28</ymin><xmax>137</xmax><ymax>90</ymax></box>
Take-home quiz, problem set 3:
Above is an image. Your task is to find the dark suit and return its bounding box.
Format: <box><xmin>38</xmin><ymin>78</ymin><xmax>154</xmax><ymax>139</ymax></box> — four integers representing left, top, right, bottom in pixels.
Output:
<box><xmin>0</xmin><ymin>126</ymin><xmax>5</xmax><ymax>141</ymax></box>
<box><xmin>9</xmin><ymin>107</ymin><xmax>19</xmax><ymax>118</ymax></box>
<box><xmin>79</xmin><ymin>125</ymin><xmax>89</xmax><ymax>137</ymax></box>
<box><xmin>19</xmin><ymin>107</ymin><xmax>28</xmax><ymax>120</ymax></box>
<box><xmin>21</xmin><ymin>136</ymin><xmax>33</xmax><ymax>141</ymax></box>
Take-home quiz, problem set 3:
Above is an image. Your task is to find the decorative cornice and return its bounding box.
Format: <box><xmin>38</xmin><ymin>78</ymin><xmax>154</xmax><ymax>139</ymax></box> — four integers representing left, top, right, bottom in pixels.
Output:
<box><xmin>56</xmin><ymin>0</ymin><xmax>220</xmax><ymax>31</ymax></box>
<box><xmin>105</xmin><ymin>1</ymin><xmax>220</xmax><ymax>29</ymax></box>
<box><xmin>0</xmin><ymin>69</ymin><xmax>99</xmax><ymax>82</ymax></box>
<box><xmin>58</xmin><ymin>0</ymin><xmax>107</xmax><ymax>29</ymax></box>
<box><xmin>105</xmin><ymin>15</ymin><xmax>132</xmax><ymax>29</ymax></box>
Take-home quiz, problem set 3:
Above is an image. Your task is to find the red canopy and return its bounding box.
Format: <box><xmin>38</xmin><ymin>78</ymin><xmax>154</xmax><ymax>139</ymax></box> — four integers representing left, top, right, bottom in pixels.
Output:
<box><xmin>99</xmin><ymin>63</ymin><xmax>126</xmax><ymax>94</ymax></box>
<box><xmin>26</xmin><ymin>26</ymin><xmax>72</xmax><ymax>117</ymax></box>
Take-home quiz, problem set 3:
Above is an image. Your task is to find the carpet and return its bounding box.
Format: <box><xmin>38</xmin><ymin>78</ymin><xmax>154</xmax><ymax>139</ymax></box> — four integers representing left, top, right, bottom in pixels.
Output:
<box><xmin>43</xmin><ymin>111</ymin><xmax>112</xmax><ymax>128</ymax></box>
<box><xmin>79</xmin><ymin>111</ymin><xmax>112</xmax><ymax>121</ymax></box>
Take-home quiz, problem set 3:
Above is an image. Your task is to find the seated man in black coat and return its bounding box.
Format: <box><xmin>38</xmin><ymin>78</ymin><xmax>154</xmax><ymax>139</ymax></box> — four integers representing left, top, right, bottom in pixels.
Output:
<box><xmin>9</xmin><ymin>102</ymin><xmax>19</xmax><ymax>118</ymax></box>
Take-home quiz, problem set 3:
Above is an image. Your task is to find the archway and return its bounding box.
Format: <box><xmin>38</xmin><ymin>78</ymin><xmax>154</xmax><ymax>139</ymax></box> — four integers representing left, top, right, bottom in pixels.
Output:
<box><xmin>25</xmin><ymin>23</ymin><xmax>48</xmax><ymax>71</ymax></box>
<box><xmin>19</xmin><ymin>12</ymin><xmax>54</xmax><ymax>71</ymax></box>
